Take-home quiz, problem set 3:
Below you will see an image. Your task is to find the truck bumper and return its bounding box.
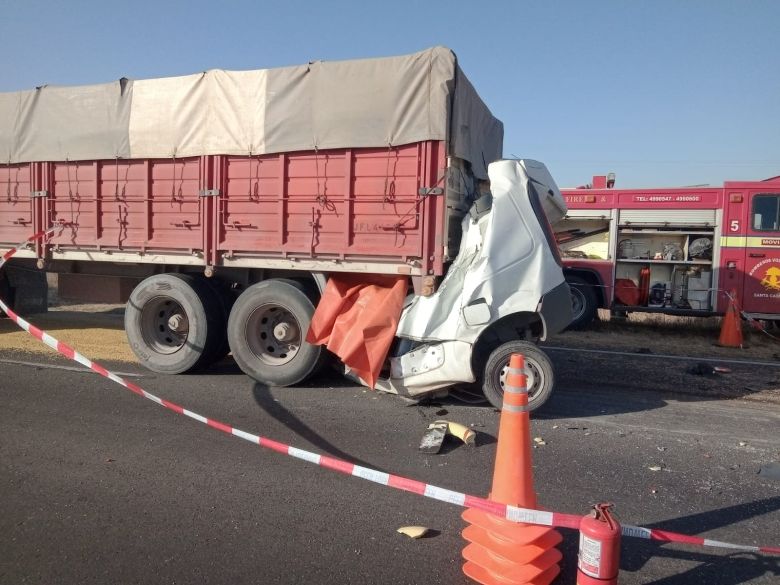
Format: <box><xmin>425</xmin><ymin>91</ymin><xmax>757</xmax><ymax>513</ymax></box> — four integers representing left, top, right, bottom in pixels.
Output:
<box><xmin>539</xmin><ymin>280</ymin><xmax>573</xmax><ymax>338</ymax></box>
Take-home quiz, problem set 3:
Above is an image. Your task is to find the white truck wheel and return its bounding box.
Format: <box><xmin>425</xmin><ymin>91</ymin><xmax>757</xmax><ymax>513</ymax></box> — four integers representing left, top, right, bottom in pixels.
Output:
<box><xmin>482</xmin><ymin>341</ymin><xmax>555</xmax><ymax>412</ymax></box>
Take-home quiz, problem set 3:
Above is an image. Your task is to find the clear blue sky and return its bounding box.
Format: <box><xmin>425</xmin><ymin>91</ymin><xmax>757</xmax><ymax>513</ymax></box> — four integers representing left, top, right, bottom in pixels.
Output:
<box><xmin>1</xmin><ymin>0</ymin><xmax>778</xmax><ymax>188</ymax></box>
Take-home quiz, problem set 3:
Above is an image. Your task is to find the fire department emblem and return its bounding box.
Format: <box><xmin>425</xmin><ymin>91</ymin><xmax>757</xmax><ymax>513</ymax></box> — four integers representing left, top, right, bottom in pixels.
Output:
<box><xmin>760</xmin><ymin>266</ymin><xmax>780</xmax><ymax>291</ymax></box>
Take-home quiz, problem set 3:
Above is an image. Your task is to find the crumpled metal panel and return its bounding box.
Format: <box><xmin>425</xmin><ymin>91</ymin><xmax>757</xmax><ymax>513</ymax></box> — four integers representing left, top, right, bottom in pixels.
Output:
<box><xmin>396</xmin><ymin>159</ymin><xmax>567</xmax><ymax>343</ymax></box>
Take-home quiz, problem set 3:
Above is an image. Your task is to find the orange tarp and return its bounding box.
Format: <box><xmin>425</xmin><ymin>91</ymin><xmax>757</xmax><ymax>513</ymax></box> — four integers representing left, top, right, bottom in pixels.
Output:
<box><xmin>306</xmin><ymin>274</ymin><xmax>408</xmax><ymax>388</ymax></box>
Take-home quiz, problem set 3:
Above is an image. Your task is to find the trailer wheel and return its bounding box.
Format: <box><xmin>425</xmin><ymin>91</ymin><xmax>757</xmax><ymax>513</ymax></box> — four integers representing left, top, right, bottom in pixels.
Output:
<box><xmin>567</xmin><ymin>275</ymin><xmax>598</xmax><ymax>330</ymax></box>
<box><xmin>125</xmin><ymin>274</ymin><xmax>225</xmax><ymax>374</ymax></box>
<box><xmin>482</xmin><ymin>341</ymin><xmax>555</xmax><ymax>412</ymax></box>
<box><xmin>227</xmin><ymin>279</ymin><xmax>323</xmax><ymax>387</ymax></box>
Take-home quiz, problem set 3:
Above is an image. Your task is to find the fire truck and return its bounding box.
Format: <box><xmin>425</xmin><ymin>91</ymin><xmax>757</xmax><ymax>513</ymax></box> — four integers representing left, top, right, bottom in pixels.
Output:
<box><xmin>556</xmin><ymin>173</ymin><xmax>780</xmax><ymax>328</ymax></box>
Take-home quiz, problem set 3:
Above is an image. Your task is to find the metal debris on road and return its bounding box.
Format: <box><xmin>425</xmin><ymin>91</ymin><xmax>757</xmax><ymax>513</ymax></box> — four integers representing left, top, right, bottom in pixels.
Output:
<box><xmin>419</xmin><ymin>420</ymin><xmax>477</xmax><ymax>453</ymax></box>
<box><xmin>419</xmin><ymin>422</ymin><xmax>448</xmax><ymax>454</ymax></box>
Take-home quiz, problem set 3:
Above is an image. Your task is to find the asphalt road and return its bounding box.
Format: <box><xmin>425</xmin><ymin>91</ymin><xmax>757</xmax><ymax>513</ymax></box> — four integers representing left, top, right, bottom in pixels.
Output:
<box><xmin>1</xmin><ymin>349</ymin><xmax>779</xmax><ymax>585</ymax></box>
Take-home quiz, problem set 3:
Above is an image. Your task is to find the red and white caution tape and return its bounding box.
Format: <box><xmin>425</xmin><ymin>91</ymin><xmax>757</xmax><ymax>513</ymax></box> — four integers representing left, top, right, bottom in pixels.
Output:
<box><xmin>1</xmin><ymin>230</ymin><xmax>779</xmax><ymax>556</ymax></box>
<box><xmin>620</xmin><ymin>525</ymin><xmax>779</xmax><ymax>553</ymax></box>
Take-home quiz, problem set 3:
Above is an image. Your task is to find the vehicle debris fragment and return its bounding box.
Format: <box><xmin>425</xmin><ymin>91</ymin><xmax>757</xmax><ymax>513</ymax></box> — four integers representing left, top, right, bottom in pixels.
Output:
<box><xmin>419</xmin><ymin>422</ymin><xmax>448</xmax><ymax>454</ymax></box>
<box><xmin>419</xmin><ymin>420</ymin><xmax>477</xmax><ymax>453</ymax></box>
<box><xmin>397</xmin><ymin>526</ymin><xmax>431</xmax><ymax>539</ymax></box>
<box><xmin>688</xmin><ymin>362</ymin><xmax>733</xmax><ymax>376</ymax></box>
<box><xmin>437</xmin><ymin>420</ymin><xmax>476</xmax><ymax>447</ymax></box>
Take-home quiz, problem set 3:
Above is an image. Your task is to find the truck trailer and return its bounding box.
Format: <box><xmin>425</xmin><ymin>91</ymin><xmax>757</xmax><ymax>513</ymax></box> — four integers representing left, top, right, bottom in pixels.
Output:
<box><xmin>556</xmin><ymin>173</ymin><xmax>780</xmax><ymax>328</ymax></box>
<box><xmin>0</xmin><ymin>47</ymin><xmax>571</xmax><ymax>410</ymax></box>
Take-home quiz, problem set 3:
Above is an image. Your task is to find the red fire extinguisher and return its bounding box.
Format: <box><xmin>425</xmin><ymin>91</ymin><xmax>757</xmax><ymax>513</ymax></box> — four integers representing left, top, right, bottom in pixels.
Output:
<box><xmin>638</xmin><ymin>266</ymin><xmax>651</xmax><ymax>306</ymax></box>
<box><xmin>577</xmin><ymin>503</ymin><xmax>621</xmax><ymax>585</ymax></box>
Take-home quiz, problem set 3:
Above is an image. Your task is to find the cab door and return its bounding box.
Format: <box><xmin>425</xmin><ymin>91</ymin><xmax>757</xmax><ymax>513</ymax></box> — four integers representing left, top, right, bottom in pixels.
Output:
<box><xmin>742</xmin><ymin>191</ymin><xmax>780</xmax><ymax>316</ymax></box>
<box><xmin>720</xmin><ymin>190</ymin><xmax>747</xmax><ymax>312</ymax></box>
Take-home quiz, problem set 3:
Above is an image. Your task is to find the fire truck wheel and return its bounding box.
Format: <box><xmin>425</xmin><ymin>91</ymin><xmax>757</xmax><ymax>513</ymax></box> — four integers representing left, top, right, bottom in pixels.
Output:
<box><xmin>227</xmin><ymin>279</ymin><xmax>323</xmax><ymax>387</ymax></box>
<box><xmin>482</xmin><ymin>341</ymin><xmax>555</xmax><ymax>412</ymax></box>
<box><xmin>567</xmin><ymin>275</ymin><xmax>598</xmax><ymax>329</ymax></box>
<box><xmin>125</xmin><ymin>273</ymin><xmax>226</xmax><ymax>374</ymax></box>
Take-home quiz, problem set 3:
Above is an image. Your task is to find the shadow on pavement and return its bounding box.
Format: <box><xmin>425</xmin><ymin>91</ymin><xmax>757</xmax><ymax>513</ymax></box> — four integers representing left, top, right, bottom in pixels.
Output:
<box><xmin>621</xmin><ymin>496</ymin><xmax>780</xmax><ymax>584</ymax></box>
<box><xmin>250</xmin><ymin>381</ymin><xmax>388</xmax><ymax>472</ymax></box>
<box><xmin>537</xmin><ymin>383</ymin><xmax>670</xmax><ymax>419</ymax></box>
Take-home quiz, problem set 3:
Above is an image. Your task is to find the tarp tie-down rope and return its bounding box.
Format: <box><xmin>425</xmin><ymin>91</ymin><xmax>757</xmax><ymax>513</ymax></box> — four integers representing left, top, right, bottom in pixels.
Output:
<box><xmin>1</xmin><ymin>229</ymin><xmax>778</xmax><ymax>556</ymax></box>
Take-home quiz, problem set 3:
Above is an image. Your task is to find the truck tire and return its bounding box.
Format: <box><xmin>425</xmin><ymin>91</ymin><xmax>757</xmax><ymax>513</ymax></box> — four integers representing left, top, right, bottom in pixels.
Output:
<box><xmin>482</xmin><ymin>341</ymin><xmax>555</xmax><ymax>412</ymax></box>
<box><xmin>125</xmin><ymin>273</ymin><xmax>225</xmax><ymax>374</ymax></box>
<box><xmin>567</xmin><ymin>275</ymin><xmax>598</xmax><ymax>330</ymax></box>
<box><xmin>227</xmin><ymin>279</ymin><xmax>323</xmax><ymax>387</ymax></box>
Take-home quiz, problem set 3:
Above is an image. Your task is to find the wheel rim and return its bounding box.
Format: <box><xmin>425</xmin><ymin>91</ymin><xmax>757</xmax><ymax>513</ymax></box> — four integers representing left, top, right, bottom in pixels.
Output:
<box><xmin>498</xmin><ymin>357</ymin><xmax>545</xmax><ymax>401</ymax></box>
<box><xmin>140</xmin><ymin>296</ymin><xmax>189</xmax><ymax>354</ymax></box>
<box><xmin>245</xmin><ymin>304</ymin><xmax>301</xmax><ymax>366</ymax></box>
<box><xmin>570</xmin><ymin>287</ymin><xmax>585</xmax><ymax>320</ymax></box>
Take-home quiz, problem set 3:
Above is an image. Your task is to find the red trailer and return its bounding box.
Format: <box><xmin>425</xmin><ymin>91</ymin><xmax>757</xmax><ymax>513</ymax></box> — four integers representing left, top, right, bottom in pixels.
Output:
<box><xmin>556</xmin><ymin>174</ymin><xmax>780</xmax><ymax>328</ymax></box>
<box><xmin>0</xmin><ymin>47</ymin><xmax>571</xmax><ymax>410</ymax></box>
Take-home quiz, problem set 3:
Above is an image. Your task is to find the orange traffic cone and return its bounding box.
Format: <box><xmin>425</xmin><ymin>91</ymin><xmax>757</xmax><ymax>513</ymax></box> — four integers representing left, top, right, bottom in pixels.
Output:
<box><xmin>717</xmin><ymin>290</ymin><xmax>744</xmax><ymax>348</ymax></box>
<box><xmin>462</xmin><ymin>354</ymin><xmax>562</xmax><ymax>585</ymax></box>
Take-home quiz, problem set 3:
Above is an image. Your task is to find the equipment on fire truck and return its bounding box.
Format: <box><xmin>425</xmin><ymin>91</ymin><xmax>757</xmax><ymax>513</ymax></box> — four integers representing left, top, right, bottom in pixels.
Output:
<box><xmin>661</xmin><ymin>242</ymin><xmax>684</xmax><ymax>261</ymax></box>
<box><xmin>560</xmin><ymin>173</ymin><xmax>780</xmax><ymax>325</ymax></box>
<box><xmin>687</xmin><ymin>269</ymin><xmax>712</xmax><ymax>309</ymax></box>
<box><xmin>668</xmin><ymin>266</ymin><xmax>709</xmax><ymax>309</ymax></box>
<box><xmin>648</xmin><ymin>282</ymin><xmax>667</xmax><ymax>307</ymax></box>
<box><xmin>638</xmin><ymin>267</ymin><xmax>651</xmax><ymax>306</ymax></box>
<box><xmin>670</xmin><ymin>266</ymin><xmax>690</xmax><ymax>308</ymax></box>
<box><xmin>688</xmin><ymin>237</ymin><xmax>713</xmax><ymax>260</ymax></box>
<box><xmin>614</xmin><ymin>278</ymin><xmax>640</xmax><ymax>306</ymax></box>
<box><xmin>618</xmin><ymin>239</ymin><xmax>638</xmax><ymax>259</ymax></box>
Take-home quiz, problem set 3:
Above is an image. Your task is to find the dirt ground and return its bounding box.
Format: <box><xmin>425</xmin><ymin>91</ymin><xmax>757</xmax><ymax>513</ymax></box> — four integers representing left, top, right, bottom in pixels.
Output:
<box><xmin>556</xmin><ymin>309</ymin><xmax>780</xmax><ymax>361</ymax></box>
<box><xmin>0</xmin><ymin>303</ymin><xmax>134</xmax><ymax>362</ymax></box>
<box><xmin>545</xmin><ymin>309</ymin><xmax>780</xmax><ymax>407</ymax></box>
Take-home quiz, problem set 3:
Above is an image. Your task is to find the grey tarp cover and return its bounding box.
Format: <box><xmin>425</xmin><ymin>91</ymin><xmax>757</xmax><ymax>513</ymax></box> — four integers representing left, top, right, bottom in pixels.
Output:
<box><xmin>0</xmin><ymin>47</ymin><xmax>502</xmax><ymax>178</ymax></box>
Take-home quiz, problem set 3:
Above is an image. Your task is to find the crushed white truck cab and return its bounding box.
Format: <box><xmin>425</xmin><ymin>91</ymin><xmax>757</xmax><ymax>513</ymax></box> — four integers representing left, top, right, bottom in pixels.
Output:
<box><xmin>374</xmin><ymin>159</ymin><xmax>572</xmax><ymax>410</ymax></box>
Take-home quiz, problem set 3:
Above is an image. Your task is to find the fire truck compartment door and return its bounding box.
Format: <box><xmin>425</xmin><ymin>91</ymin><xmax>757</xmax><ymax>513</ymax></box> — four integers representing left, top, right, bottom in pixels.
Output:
<box><xmin>563</xmin><ymin>209</ymin><xmax>612</xmax><ymax>220</ymax></box>
<box><xmin>619</xmin><ymin>209</ymin><xmax>715</xmax><ymax>226</ymax></box>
